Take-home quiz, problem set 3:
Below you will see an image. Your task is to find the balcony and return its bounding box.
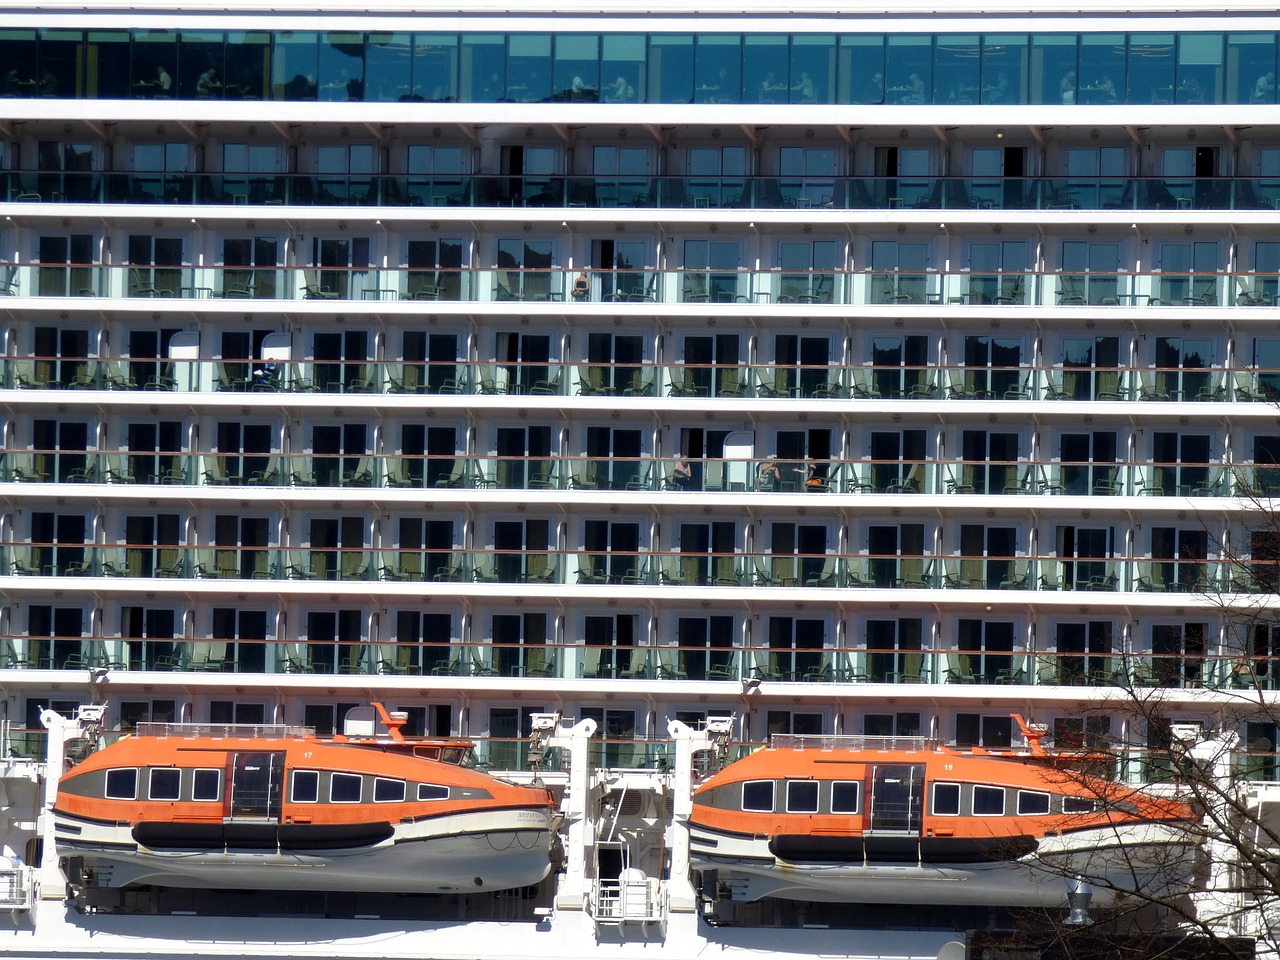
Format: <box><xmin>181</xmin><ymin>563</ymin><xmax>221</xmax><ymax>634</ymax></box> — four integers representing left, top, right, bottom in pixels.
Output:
<box><xmin>9</xmin><ymin>172</ymin><xmax>1280</xmax><ymax>214</ymax></box>
<box><xmin>2</xmin><ymin>263</ymin><xmax>1277</xmax><ymax>310</ymax></box>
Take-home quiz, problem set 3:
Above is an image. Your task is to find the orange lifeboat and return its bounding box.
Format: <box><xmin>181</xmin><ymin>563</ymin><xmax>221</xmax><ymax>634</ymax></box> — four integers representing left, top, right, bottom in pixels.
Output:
<box><xmin>53</xmin><ymin>705</ymin><xmax>556</xmax><ymax>894</ymax></box>
<box><xmin>688</xmin><ymin>724</ymin><xmax>1198</xmax><ymax>909</ymax></box>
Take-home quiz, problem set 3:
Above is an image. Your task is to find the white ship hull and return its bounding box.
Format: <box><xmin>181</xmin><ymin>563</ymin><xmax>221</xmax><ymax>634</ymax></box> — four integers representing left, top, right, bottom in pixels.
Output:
<box><xmin>54</xmin><ymin>807</ymin><xmax>554</xmax><ymax>894</ymax></box>
<box><xmin>691</xmin><ymin>821</ymin><xmax>1198</xmax><ymax>907</ymax></box>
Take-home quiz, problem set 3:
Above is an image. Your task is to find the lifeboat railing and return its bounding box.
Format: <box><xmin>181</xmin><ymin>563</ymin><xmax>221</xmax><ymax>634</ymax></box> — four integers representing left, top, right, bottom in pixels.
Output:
<box><xmin>769</xmin><ymin>734</ymin><xmax>941</xmax><ymax>752</ymax></box>
<box><xmin>134</xmin><ymin>721</ymin><xmax>315</xmax><ymax>739</ymax></box>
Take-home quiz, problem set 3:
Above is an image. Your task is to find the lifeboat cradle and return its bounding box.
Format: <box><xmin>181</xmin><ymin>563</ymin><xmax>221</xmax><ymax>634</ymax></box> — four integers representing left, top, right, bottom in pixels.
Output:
<box><xmin>528</xmin><ymin>712</ymin><xmax>733</xmax><ymax>935</ymax></box>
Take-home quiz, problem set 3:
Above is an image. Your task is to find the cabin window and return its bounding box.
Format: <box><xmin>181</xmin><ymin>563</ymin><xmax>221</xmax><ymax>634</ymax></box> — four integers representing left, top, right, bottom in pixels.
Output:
<box><xmin>292</xmin><ymin>770</ymin><xmax>320</xmax><ymax>803</ymax></box>
<box><xmin>1064</xmin><ymin>796</ymin><xmax>1101</xmax><ymax>814</ymax></box>
<box><xmin>104</xmin><ymin>768</ymin><xmax>138</xmax><ymax>800</ymax></box>
<box><xmin>973</xmin><ymin>784</ymin><xmax>1005</xmax><ymax>816</ymax></box>
<box><xmin>192</xmin><ymin>769</ymin><xmax>220</xmax><ymax>801</ymax></box>
<box><xmin>1017</xmin><ymin>790</ymin><xmax>1050</xmax><ymax>815</ymax></box>
<box><xmin>742</xmin><ymin>780</ymin><xmax>774</xmax><ymax>812</ymax></box>
<box><xmin>786</xmin><ymin>780</ymin><xmax>819</xmax><ymax>813</ymax></box>
<box><xmin>418</xmin><ymin>784</ymin><xmax>449</xmax><ymax>801</ymax></box>
<box><xmin>831</xmin><ymin>780</ymin><xmax>860</xmax><ymax>814</ymax></box>
<box><xmin>374</xmin><ymin>778</ymin><xmax>406</xmax><ymax>803</ymax></box>
<box><xmin>148</xmin><ymin>768</ymin><xmax>181</xmax><ymax>801</ymax></box>
<box><xmin>931</xmin><ymin>782</ymin><xmax>961</xmax><ymax>816</ymax></box>
<box><xmin>331</xmin><ymin>772</ymin><xmax>363</xmax><ymax>803</ymax></box>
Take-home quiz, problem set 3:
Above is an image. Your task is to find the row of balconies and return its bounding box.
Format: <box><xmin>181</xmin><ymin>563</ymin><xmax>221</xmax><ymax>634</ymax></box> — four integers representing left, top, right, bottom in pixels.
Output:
<box><xmin>6</xmin><ymin>359</ymin><xmax>1276</xmax><ymax>404</ymax></box>
<box><xmin>8</xmin><ymin>173</ymin><xmax>1280</xmax><ymax>213</ymax></box>
<box><xmin>3</xmin><ymin>544</ymin><xmax>1266</xmax><ymax>596</ymax></box>
<box><xmin>1</xmin><ymin>634</ymin><xmax>1268</xmax><ymax>695</ymax></box>
<box><xmin>3</xmin><ymin>264</ymin><xmax>1276</xmax><ymax>307</ymax></box>
<box><xmin>0</xmin><ymin>452</ymin><xmax>1252</xmax><ymax>498</ymax></box>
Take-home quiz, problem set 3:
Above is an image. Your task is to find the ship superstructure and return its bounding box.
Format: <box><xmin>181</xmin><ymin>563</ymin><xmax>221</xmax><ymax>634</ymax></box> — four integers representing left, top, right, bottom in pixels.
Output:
<box><xmin>0</xmin><ymin>1</ymin><xmax>1278</xmax><ymax>955</ymax></box>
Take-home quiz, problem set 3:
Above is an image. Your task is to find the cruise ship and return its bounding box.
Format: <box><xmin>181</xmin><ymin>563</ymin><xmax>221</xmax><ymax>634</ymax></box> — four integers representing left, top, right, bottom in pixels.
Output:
<box><xmin>0</xmin><ymin>1</ymin><xmax>1278</xmax><ymax>957</ymax></box>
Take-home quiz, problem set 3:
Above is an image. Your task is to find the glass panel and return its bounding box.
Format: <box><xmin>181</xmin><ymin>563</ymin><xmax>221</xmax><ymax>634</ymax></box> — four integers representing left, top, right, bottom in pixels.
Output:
<box><xmin>365</xmin><ymin>33</ymin><xmax>411</xmax><ymax>102</ymax></box>
<box><xmin>936</xmin><ymin>34</ymin><xmax>980</xmax><ymax>104</ymax></box>
<box><xmin>1230</xmin><ymin>33</ymin><xmax>1277</xmax><ymax>104</ymax></box>
<box><xmin>553</xmin><ymin>34</ymin><xmax>599</xmax><ymax>101</ymax></box>
<box><xmin>180</xmin><ymin>32</ymin><xmax>227</xmax><ymax>100</ymax></box>
<box><xmin>1176</xmin><ymin>32</ymin><xmax>1222</xmax><ymax>103</ymax></box>
<box><xmin>1030</xmin><ymin>33</ymin><xmax>1077</xmax><ymax>104</ymax></box>
<box><xmin>791</xmin><ymin>35</ymin><xmax>834</xmax><ymax>103</ymax></box>
<box><xmin>694</xmin><ymin>34</ymin><xmax>740</xmax><ymax>103</ymax></box>
<box><xmin>507</xmin><ymin>33</ymin><xmax>552</xmax><ymax>102</ymax></box>
<box><xmin>39</xmin><ymin>29</ymin><xmax>85</xmax><ymax>99</ymax></box>
<box><xmin>743</xmin><ymin>34</ymin><xmax>789</xmax><ymax>104</ymax></box>
<box><xmin>87</xmin><ymin>31</ymin><xmax>131</xmax><ymax>99</ymax></box>
<box><xmin>601</xmin><ymin>34</ymin><xmax>644</xmax><ymax>103</ymax></box>
<box><xmin>0</xmin><ymin>30</ymin><xmax>37</xmax><ymax>99</ymax></box>
<box><xmin>225</xmin><ymin>32</ymin><xmax>270</xmax><ymax>100</ymax></box>
<box><xmin>982</xmin><ymin>34</ymin><xmax>1026</xmax><ymax>103</ymax></box>
<box><xmin>839</xmin><ymin>35</ymin><xmax>884</xmax><ymax>103</ymax></box>
<box><xmin>272</xmin><ymin>31</ymin><xmax>319</xmax><ymax>100</ymax></box>
<box><xmin>1078</xmin><ymin>33</ymin><xmax>1124</xmax><ymax>104</ymax></box>
<box><xmin>885</xmin><ymin>35</ymin><xmax>931</xmax><ymax>103</ymax></box>
<box><xmin>1128</xmin><ymin>34</ymin><xmax>1176</xmax><ymax>104</ymax></box>
<box><xmin>649</xmin><ymin>34</ymin><xmax>692</xmax><ymax>103</ymax></box>
<box><xmin>460</xmin><ymin>33</ymin><xmax>504</xmax><ymax>102</ymax></box>
<box><xmin>319</xmin><ymin>32</ymin><xmax>365</xmax><ymax>101</ymax></box>
<box><xmin>412</xmin><ymin>33</ymin><xmax>458</xmax><ymax>101</ymax></box>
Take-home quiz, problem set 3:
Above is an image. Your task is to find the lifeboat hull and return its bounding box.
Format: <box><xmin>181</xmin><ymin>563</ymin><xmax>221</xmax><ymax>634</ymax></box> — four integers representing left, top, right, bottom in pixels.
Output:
<box><xmin>55</xmin><ymin>805</ymin><xmax>554</xmax><ymax>893</ymax></box>
<box><xmin>691</xmin><ymin>820</ymin><xmax>1197</xmax><ymax>907</ymax></box>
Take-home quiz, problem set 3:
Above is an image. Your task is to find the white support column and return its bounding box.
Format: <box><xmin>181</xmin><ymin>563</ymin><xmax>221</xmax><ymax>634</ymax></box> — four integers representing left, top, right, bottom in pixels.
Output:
<box><xmin>666</xmin><ymin>716</ymin><xmax>733</xmax><ymax>912</ymax></box>
<box><xmin>534</xmin><ymin>714</ymin><xmax>597</xmax><ymax>911</ymax></box>
<box><xmin>37</xmin><ymin>704</ymin><xmax>103</xmax><ymax>899</ymax></box>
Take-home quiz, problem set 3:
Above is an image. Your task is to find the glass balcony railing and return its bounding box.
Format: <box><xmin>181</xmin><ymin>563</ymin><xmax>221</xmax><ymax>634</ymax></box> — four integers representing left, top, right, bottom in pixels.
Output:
<box><xmin>0</xmin><ymin>448</ymin><xmax>1251</xmax><ymax>503</ymax></box>
<box><xmin>2</xmin><ymin>263</ymin><xmax>1276</xmax><ymax>309</ymax></box>
<box><xmin>1</xmin><ymin>357</ymin><xmax>1269</xmax><ymax>408</ymax></box>
<box><xmin>0</xmin><ymin>542</ymin><xmax>1261</xmax><ymax>600</ymax></box>
<box><xmin>0</xmin><ymin>631</ymin><xmax>1269</xmax><ymax>696</ymax></box>
<box><xmin>10</xmin><ymin>173</ymin><xmax>1280</xmax><ymax>213</ymax></box>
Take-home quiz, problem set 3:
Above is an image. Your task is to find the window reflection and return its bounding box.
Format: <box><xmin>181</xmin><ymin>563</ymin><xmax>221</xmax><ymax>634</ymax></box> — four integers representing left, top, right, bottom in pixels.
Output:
<box><xmin>0</xmin><ymin>27</ymin><xmax>1273</xmax><ymax>106</ymax></box>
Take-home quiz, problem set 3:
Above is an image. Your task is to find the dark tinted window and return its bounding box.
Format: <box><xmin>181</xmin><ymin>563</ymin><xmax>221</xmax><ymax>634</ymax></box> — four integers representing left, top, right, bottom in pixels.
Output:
<box><xmin>742</xmin><ymin>780</ymin><xmax>774</xmax><ymax>812</ymax></box>
<box><xmin>105</xmin><ymin>768</ymin><xmax>137</xmax><ymax>800</ymax></box>
<box><xmin>374</xmin><ymin>777</ymin><xmax>406</xmax><ymax>802</ymax></box>
<box><xmin>973</xmin><ymin>784</ymin><xmax>1005</xmax><ymax>815</ymax></box>
<box><xmin>331</xmin><ymin>772</ymin><xmax>362</xmax><ymax>803</ymax></box>
<box><xmin>831</xmin><ymin>780</ymin><xmax>860</xmax><ymax>814</ymax></box>
<box><xmin>932</xmin><ymin>782</ymin><xmax>961</xmax><ymax>815</ymax></box>
<box><xmin>786</xmin><ymin>780</ymin><xmax>819</xmax><ymax>813</ymax></box>
<box><xmin>1018</xmin><ymin>790</ymin><xmax>1051</xmax><ymax>815</ymax></box>
<box><xmin>292</xmin><ymin>769</ymin><xmax>319</xmax><ymax>803</ymax></box>
<box><xmin>192</xmin><ymin>768</ymin><xmax>220</xmax><ymax>801</ymax></box>
<box><xmin>149</xmin><ymin>768</ymin><xmax>181</xmax><ymax>800</ymax></box>
<box><xmin>418</xmin><ymin>783</ymin><xmax>449</xmax><ymax>801</ymax></box>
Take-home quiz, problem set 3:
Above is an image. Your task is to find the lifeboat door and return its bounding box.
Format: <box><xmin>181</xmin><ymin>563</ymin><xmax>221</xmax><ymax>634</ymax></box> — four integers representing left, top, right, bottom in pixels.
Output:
<box><xmin>228</xmin><ymin>751</ymin><xmax>285</xmax><ymax>820</ymax></box>
<box><xmin>867</xmin><ymin>763</ymin><xmax>925</xmax><ymax>835</ymax></box>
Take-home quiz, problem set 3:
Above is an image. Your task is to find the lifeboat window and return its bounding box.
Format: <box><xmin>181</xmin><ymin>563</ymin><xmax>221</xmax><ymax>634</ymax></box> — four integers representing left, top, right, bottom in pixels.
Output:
<box><xmin>374</xmin><ymin>778</ymin><xmax>406</xmax><ymax>803</ymax></box>
<box><xmin>418</xmin><ymin>784</ymin><xmax>449</xmax><ymax>801</ymax></box>
<box><xmin>148</xmin><ymin>768</ymin><xmax>181</xmax><ymax>801</ymax></box>
<box><xmin>1063</xmin><ymin>796</ymin><xmax>1100</xmax><ymax>814</ymax></box>
<box><xmin>973</xmin><ymin>784</ymin><xmax>1005</xmax><ymax>816</ymax></box>
<box><xmin>1017</xmin><ymin>790</ymin><xmax>1051</xmax><ymax>815</ymax></box>
<box><xmin>104</xmin><ymin>768</ymin><xmax>137</xmax><ymax>800</ymax></box>
<box><xmin>331</xmin><ymin>772</ymin><xmax>363</xmax><ymax>803</ymax></box>
<box><xmin>291</xmin><ymin>770</ymin><xmax>320</xmax><ymax>803</ymax></box>
<box><xmin>192</xmin><ymin>768</ymin><xmax>220</xmax><ymax>802</ymax></box>
<box><xmin>831</xmin><ymin>781</ymin><xmax>860</xmax><ymax>814</ymax></box>
<box><xmin>741</xmin><ymin>780</ymin><xmax>774</xmax><ymax>812</ymax></box>
<box><xmin>786</xmin><ymin>780</ymin><xmax>819</xmax><ymax>813</ymax></box>
<box><xmin>931</xmin><ymin>782</ymin><xmax>961</xmax><ymax>816</ymax></box>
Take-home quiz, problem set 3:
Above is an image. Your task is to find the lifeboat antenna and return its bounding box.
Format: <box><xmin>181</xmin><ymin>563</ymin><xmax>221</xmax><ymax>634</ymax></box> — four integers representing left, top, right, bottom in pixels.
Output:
<box><xmin>1011</xmin><ymin>714</ymin><xmax>1048</xmax><ymax>756</ymax></box>
<box><xmin>370</xmin><ymin>702</ymin><xmax>407</xmax><ymax>743</ymax></box>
